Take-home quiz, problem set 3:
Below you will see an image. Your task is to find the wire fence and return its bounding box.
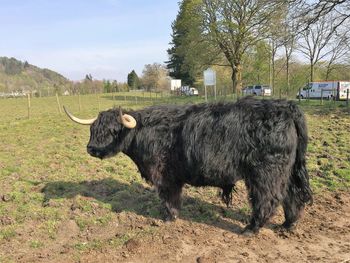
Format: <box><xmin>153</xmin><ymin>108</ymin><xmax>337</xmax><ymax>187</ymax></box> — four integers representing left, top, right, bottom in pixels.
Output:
<box><xmin>0</xmin><ymin>91</ymin><xmax>203</xmax><ymax>122</ymax></box>
<box><xmin>0</xmin><ymin>90</ymin><xmax>349</xmax><ymax>123</ymax></box>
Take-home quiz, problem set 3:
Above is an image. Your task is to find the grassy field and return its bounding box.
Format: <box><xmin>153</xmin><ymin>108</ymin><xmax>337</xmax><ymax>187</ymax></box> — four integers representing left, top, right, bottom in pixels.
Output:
<box><xmin>0</xmin><ymin>93</ymin><xmax>349</xmax><ymax>262</ymax></box>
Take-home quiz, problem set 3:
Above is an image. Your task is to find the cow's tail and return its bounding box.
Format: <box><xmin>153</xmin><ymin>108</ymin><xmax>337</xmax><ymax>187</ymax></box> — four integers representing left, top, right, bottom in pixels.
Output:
<box><xmin>290</xmin><ymin>103</ymin><xmax>313</xmax><ymax>205</ymax></box>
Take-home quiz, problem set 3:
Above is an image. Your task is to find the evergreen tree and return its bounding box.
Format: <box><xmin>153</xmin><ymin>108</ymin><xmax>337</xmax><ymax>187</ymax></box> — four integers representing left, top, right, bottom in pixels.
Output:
<box><xmin>166</xmin><ymin>0</ymin><xmax>214</xmax><ymax>86</ymax></box>
<box><xmin>85</xmin><ymin>74</ymin><xmax>93</xmax><ymax>81</ymax></box>
<box><xmin>166</xmin><ymin>9</ymin><xmax>193</xmax><ymax>85</ymax></box>
<box><xmin>127</xmin><ymin>70</ymin><xmax>140</xmax><ymax>89</ymax></box>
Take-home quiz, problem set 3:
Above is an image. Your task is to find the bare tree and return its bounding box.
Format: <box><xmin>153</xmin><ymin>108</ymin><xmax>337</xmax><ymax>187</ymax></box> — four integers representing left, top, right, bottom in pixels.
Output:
<box><xmin>309</xmin><ymin>0</ymin><xmax>350</xmax><ymax>26</ymax></box>
<box><xmin>268</xmin><ymin>9</ymin><xmax>287</xmax><ymax>97</ymax></box>
<box><xmin>201</xmin><ymin>0</ymin><xmax>286</xmax><ymax>94</ymax></box>
<box><xmin>280</xmin><ymin>4</ymin><xmax>300</xmax><ymax>96</ymax></box>
<box><xmin>297</xmin><ymin>11</ymin><xmax>341</xmax><ymax>82</ymax></box>
<box><xmin>324</xmin><ymin>31</ymin><xmax>350</xmax><ymax>80</ymax></box>
<box><xmin>290</xmin><ymin>0</ymin><xmax>350</xmax><ymax>38</ymax></box>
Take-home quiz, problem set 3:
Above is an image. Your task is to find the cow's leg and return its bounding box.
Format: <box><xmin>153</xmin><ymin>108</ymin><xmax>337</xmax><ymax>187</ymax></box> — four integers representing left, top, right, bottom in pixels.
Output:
<box><xmin>282</xmin><ymin>187</ymin><xmax>305</xmax><ymax>230</ymax></box>
<box><xmin>158</xmin><ymin>182</ymin><xmax>183</xmax><ymax>221</ymax></box>
<box><xmin>149</xmin><ymin>163</ymin><xmax>183</xmax><ymax>221</ymax></box>
<box><xmin>243</xmin><ymin>168</ymin><xmax>285</xmax><ymax>235</ymax></box>
<box><xmin>221</xmin><ymin>184</ymin><xmax>234</xmax><ymax>208</ymax></box>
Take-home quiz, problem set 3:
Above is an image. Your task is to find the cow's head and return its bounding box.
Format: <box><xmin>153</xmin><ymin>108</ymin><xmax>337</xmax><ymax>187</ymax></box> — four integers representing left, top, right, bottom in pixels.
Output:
<box><xmin>63</xmin><ymin>106</ymin><xmax>136</xmax><ymax>159</ymax></box>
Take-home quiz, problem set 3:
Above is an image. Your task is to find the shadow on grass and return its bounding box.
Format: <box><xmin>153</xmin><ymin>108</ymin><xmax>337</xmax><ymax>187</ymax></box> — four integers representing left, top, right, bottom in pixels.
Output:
<box><xmin>41</xmin><ymin>178</ymin><xmax>249</xmax><ymax>234</ymax></box>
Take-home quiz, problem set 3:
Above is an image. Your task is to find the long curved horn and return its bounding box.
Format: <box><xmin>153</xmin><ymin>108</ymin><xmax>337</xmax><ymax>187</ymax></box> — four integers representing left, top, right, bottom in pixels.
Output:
<box><xmin>63</xmin><ymin>106</ymin><xmax>97</xmax><ymax>125</ymax></box>
<box><xmin>119</xmin><ymin>107</ymin><xmax>137</xmax><ymax>129</ymax></box>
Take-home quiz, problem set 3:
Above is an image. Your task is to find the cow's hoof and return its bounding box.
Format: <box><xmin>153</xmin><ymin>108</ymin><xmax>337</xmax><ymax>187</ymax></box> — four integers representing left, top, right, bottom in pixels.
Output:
<box><xmin>164</xmin><ymin>214</ymin><xmax>177</xmax><ymax>222</ymax></box>
<box><xmin>241</xmin><ymin>229</ymin><xmax>256</xmax><ymax>237</ymax></box>
<box><xmin>282</xmin><ymin>221</ymin><xmax>297</xmax><ymax>231</ymax></box>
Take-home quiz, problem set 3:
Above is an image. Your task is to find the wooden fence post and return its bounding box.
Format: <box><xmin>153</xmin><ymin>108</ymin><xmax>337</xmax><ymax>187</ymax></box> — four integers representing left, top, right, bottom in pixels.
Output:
<box><xmin>97</xmin><ymin>94</ymin><xmax>101</xmax><ymax>111</ymax></box>
<box><xmin>321</xmin><ymin>89</ymin><xmax>323</xmax><ymax>105</ymax></box>
<box><xmin>78</xmin><ymin>93</ymin><xmax>82</xmax><ymax>111</ymax></box>
<box><xmin>56</xmin><ymin>93</ymin><xmax>62</xmax><ymax>114</ymax></box>
<box><xmin>27</xmin><ymin>94</ymin><xmax>31</xmax><ymax>119</ymax></box>
<box><xmin>347</xmin><ymin>89</ymin><xmax>349</xmax><ymax>108</ymax></box>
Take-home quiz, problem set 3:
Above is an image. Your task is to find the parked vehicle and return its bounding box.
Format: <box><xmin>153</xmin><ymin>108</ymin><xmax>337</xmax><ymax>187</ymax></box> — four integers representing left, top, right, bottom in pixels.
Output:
<box><xmin>180</xmin><ymin>86</ymin><xmax>199</xmax><ymax>96</ymax></box>
<box><xmin>296</xmin><ymin>81</ymin><xmax>350</xmax><ymax>100</ymax></box>
<box><xmin>243</xmin><ymin>85</ymin><xmax>272</xmax><ymax>96</ymax></box>
<box><xmin>0</xmin><ymin>91</ymin><xmax>26</xmax><ymax>98</ymax></box>
<box><xmin>189</xmin><ymin>87</ymin><xmax>199</xmax><ymax>96</ymax></box>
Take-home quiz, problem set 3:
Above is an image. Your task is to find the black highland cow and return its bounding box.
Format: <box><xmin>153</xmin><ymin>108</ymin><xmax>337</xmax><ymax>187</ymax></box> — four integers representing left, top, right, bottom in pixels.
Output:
<box><xmin>64</xmin><ymin>97</ymin><xmax>313</xmax><ymax>235</ymax></box>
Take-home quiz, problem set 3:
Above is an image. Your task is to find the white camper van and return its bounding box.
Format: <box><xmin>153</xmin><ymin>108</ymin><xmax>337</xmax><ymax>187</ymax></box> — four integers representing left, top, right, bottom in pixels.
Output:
<box><xmin>297</xmin><ymin>81</ymin><xmax>350</xmax><ymax>100</ymax></box>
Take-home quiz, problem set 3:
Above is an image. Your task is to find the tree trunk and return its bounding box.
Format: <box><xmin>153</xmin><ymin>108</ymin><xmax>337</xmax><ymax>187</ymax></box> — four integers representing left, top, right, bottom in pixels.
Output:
<box><xmin>286</xmin><ymin>57</ymin><xmax>290</xmax><ymax>97</ymax></box>
<box><xmin>271</xmin><ymin>56</ymin><xmax>274</xmax><ymax>96</ymax></box>
<box><xmin>310</xmin><ymin>60</ymin><xmax>314</xmax><ymax>82</ymax></box>
<box><xmin>272</xmin><ymin>57</ymin><xmax>276</xmax><ymax>98</ymax></box>
<box><xmin>325</xmin><ymin>63</ymin><xmax>331</xmax><ymax>80</ymax></box>
<box><xmin>231</xmin><ymin>69</ymin><xmax>237</xmax><ymax>95</ymax></box>
<box><xmin>270</xmin><ymin>40</ymin><xmax>276</xmax><ymax>96</ymax></box>
<box><xmin>236</xmin><ymin>64</ymin><xmax>242</xmax><ymax>95</ymax></box>
<box><xmin>231</xmin><ymin>64</ymin><xmax>242</xmax><ymax>96</ymax></box>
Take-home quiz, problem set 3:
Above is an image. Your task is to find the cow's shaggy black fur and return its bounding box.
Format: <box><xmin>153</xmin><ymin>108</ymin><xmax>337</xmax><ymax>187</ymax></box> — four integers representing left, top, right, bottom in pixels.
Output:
<box><xmin>86</xmin><ymin>97</ymin><xmax>313</xmax><ymax>234</ymax></box>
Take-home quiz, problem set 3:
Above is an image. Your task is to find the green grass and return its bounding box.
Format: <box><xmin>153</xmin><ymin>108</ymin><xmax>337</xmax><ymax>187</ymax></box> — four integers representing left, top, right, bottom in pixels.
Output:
<box><xmin>0</xmin><ymin>92</ymin><xmax>349</xmax><ymax>259</ymax></box>
<box><xmin>305</xmin><ymin>104</ymin><xmax>350</xmax><ymax>190</ymax></box>
<box><xmin>29</xmin><ymin>240</ymin><xmax>44</xmax><ymax>249</ymax></box>
<box><xmin>0</xmin><ymin>227</ymin><xmax>16</xmax><ymax>241</ymax></box>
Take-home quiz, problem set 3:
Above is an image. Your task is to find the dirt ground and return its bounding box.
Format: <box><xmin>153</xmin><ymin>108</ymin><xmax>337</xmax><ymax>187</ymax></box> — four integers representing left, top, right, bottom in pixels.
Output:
<box><xmin>2</xmin><ymin>183</ymin><xmax>349</xmax><ymax>263</ymax></box>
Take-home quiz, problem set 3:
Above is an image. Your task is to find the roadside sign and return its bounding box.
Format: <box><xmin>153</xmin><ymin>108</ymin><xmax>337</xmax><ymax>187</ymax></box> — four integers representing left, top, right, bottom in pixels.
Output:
<box><xmin>204</xmin><ymin>68</ymin><xmax>216</xmax><ymax>86</ymax></box>
<box><xmin>203</xmin><ymin>68</ymin><xmax>217</xmax><ymax>101</ymax></box>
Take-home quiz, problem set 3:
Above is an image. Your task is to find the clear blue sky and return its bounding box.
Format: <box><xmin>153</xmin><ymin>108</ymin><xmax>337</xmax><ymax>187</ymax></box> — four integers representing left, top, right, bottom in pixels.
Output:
<box><xmin>0</xmin><ymin>0</ymin><xmax>179</xmax><ymax>81</ymax></box>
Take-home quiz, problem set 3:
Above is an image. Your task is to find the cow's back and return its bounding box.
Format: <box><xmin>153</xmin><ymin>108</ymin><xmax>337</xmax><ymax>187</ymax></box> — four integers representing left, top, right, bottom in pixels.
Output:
<box><xmin>180</xmin><ymin>97</ymin><xmax>300</xmax><ymax>187</ymax></box>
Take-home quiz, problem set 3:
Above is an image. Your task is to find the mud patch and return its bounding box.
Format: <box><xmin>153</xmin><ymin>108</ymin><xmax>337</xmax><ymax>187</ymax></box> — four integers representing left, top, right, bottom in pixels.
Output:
<box><xmin>0</xmin><ymin>189</ymin><xmax>349</xmax><ymax>263</ymax></box>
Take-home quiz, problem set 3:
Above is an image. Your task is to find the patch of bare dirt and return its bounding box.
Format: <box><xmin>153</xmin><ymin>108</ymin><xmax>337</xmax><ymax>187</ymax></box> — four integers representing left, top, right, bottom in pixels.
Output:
<box><xmin>82</xmin><ymin>190</ymin><xmax>350</xmax><ymax>263</ymax></box>
<box><xmin>1</xmin><ymin>188</ymin><xmax>350</xmax><ymax>263</ymax></box>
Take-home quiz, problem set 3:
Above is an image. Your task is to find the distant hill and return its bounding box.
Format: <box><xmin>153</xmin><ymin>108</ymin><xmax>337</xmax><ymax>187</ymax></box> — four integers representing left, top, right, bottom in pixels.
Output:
<box><xmin>0</xmin><ymin>56</ymin><xmax>71</xmax><ymax>96</ymax></box>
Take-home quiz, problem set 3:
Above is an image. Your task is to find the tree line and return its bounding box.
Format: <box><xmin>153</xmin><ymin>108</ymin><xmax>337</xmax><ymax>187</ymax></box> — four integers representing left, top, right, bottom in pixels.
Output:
<box><xmin>166</xmin><ymin>0</ymin><xmax>350</xmax><ymax>97</ymax></box>
<box><xmin>0</xmin><ymin>55</ymin><xmax>170</xmax><ymax>96</ymax></box>
<box><xmin>68</xmin><ymin>63</ymin><xmax>171</xmax><ymax>95</ymax></box>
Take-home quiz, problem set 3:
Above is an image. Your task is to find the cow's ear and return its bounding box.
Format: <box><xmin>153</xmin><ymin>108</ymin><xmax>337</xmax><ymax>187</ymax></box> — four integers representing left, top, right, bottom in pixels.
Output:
<box><xmin>116</xmin><ymin>116</ymin><xmax>122</xmax><ymax>124</ymax></box>
<box><xmin>116</xmin><ymin>106</ymin><xmax>123</xmax><ymax>124</ymax></box>
<box><xmin>115</xmin><ymin>107</ymin><xmax>123</xmax><ymax>124</ymax></box>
